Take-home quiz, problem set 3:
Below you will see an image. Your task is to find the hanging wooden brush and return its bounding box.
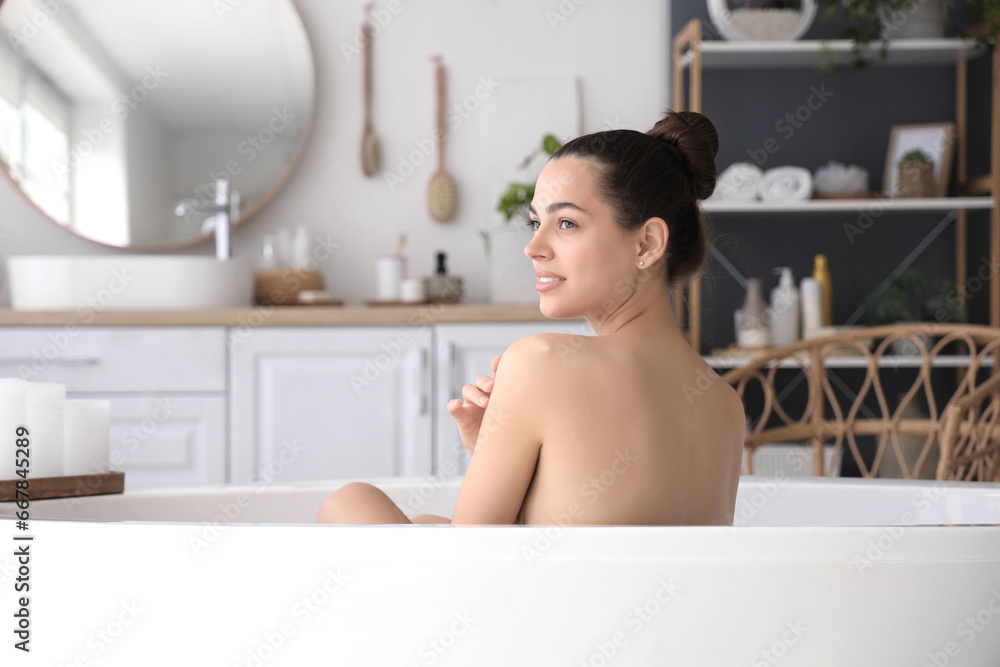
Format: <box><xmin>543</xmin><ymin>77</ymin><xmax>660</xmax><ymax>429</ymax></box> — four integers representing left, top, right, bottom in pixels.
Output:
<box><xmin>427</xmin><ymin>55</ymin><xmax>456</xmax><ymax>222</ymax></box>
<box><xmin>360</xmin><ymin>1</ymin><xmax>380</xmax><ymax>176</ymax></box>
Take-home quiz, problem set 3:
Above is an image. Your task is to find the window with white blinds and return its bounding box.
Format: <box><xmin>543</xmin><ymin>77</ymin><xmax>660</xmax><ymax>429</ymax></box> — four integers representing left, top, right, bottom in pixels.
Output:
<box><xmin>0</xmin><ymin>40</ymin><xmax>70</xmax><ymax>224</ymax></box>
<box><xmin>0</xmin><ymin>42</ymin><xmax>21</xmax><ymax>171</ymax></box>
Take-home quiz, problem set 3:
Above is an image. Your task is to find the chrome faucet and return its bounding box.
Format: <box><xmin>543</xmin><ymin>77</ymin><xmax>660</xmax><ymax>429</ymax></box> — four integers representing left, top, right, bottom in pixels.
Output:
<box><xmin>175</xmin><ymin>177</ymin><xmax>241</xmax><ymax>259</ymax></box>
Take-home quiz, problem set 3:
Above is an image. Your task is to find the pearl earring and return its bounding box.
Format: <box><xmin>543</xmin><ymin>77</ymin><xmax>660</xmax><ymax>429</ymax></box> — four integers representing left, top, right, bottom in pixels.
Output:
<box><xmin>639</xmin><ymin>261</ymin><xmax>644</xmax><ymax>267</ymax></box>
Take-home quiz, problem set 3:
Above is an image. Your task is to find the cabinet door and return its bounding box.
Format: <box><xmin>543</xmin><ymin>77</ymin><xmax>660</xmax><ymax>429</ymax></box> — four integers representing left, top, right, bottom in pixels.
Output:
<box><xmin>229</xmin><ymin>327</ymin><xmax>432</xmax><ymax>484</ymax></box>
<box><xmin>101</xmin><ymin>395</ymin><xmax>226</xmax><ymax>490</ymax></box>
<box><xmin>434</xmin><ymin>321</ymin><xmax>593</xmax><ymax>475</ymax></box>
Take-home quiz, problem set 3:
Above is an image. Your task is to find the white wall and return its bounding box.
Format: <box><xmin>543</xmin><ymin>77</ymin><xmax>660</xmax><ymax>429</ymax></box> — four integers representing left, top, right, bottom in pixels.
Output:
<box><xmin>0</xmin><ymin>0</ymin><xmax>668</xmax><ymax>305</ymax></box>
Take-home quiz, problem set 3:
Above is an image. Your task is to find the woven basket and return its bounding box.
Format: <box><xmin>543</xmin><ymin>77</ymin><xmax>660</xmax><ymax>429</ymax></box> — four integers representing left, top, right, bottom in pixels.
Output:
<box><xmin>254</xmin><ymin>269</ymin><xmax>324</xmax><ymax>305</ymax></box>
<box><xmin>897</xmin><ymin>161</ymin><xmax>934</xmax><ymax>197</ymax></box>
<box><xmin>742</xmin><ymin>442</ymin><xmax>842</xmax><ymax>477</ymax></box>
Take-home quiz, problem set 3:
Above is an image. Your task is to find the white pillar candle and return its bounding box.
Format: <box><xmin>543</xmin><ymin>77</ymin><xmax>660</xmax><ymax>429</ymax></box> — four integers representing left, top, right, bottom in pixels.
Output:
<box><xmin>26</xmin><ymin>382</ymin><xmax>66</xmax><ymax>478</ymax></box>
<box><xmin>64</xmin><ymin>399</ymin><xmax>111</xmax><ymax>477</ymax></box>
<box><xmin>0</xmin><ymin>378</ymin><xmax>28</xmax><ymax>481</ymax></box>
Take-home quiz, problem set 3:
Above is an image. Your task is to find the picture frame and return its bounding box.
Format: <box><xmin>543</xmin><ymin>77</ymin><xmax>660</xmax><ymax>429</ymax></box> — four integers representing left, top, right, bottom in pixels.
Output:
<box><xmin>882</xmin><ymin>122</ymin><xmax>956</xmax><ymax>198</ymax></box>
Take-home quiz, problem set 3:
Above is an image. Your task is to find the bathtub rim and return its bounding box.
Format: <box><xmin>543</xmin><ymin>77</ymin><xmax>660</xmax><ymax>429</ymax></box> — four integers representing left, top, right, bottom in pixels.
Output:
<box><xmin>5</xmin><ymin>517</ymin><xmax>998</xmax><ymax>566</ymax></box>
<box><xmin>7</xmin><ymin>471</ymin><xmax>999</xmax><ymax>497</ymax></box>
<box><xmin>2</xmin><ymin>474</ymin><xmax>998</xmax><ymax>527</ymax></box>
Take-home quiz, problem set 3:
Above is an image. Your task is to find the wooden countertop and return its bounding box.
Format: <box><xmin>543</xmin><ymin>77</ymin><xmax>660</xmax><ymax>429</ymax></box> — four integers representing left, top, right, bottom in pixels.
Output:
<box><xmin>0</xmin><ymin>303</ymin><xmax>576</xmax><ymax>326</ymax></box>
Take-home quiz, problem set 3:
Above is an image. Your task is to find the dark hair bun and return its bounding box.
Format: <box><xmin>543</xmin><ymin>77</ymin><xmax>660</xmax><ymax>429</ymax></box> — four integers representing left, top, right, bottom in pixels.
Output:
<box><xmin>647</xmin><ymin>110</ymin><xmax>719</xmax><ymax>201</ymax></box>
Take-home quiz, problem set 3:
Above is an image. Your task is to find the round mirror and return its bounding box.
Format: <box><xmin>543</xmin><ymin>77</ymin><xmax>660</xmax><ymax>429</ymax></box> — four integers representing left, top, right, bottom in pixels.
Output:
<box><xmin>0</xmin><ymin>0</ymin><xmax>315</xmax><ymax>249</ymax></box>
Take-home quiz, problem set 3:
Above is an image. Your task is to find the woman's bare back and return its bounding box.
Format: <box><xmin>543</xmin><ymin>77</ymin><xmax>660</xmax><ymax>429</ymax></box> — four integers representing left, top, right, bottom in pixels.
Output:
<box><xmin>514</xmin><ymin>333</ymin><xmax>745</xmax><ymax>526</ymax></box>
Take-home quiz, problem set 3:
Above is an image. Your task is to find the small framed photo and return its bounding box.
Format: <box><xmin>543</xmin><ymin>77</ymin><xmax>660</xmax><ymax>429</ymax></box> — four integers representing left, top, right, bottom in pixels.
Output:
<box><xmin>882</xmin><ymin>122</ymin><xmax>956</xmax><ymax>197</ymax></box>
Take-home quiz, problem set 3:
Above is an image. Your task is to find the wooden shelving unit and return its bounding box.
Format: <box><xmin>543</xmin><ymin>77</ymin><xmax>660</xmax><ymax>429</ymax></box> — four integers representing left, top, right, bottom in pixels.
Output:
<box><xmin>672</xmin><ymin>19</ymin><xmax>1000</xmax><ymax>354</ymax></box>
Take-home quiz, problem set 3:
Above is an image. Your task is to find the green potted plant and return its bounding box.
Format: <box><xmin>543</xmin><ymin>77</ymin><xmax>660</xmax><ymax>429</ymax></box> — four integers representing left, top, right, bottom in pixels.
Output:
<box><xmin>900</xmin><ymin>148</ymin><xmax>932</xmax><ymax>161</ymax></box>
<box><xmin>814</xmin><ymin>0</ymin><xmax>998</xmax><ymax>75</ymax></box>
<box><xmin>862</xmin><ymin>268</ymin><xmax>966</xmax><ymax>324</ymax></box>
<box><xmin>897</xmin><ymin>148</ymin><xmax>935</xmax><ymax>197</ymax></box>
<box><xmin>861</xmin><ymin>268</ymin><xmax>967</xmax><ymax>353</ymax></box>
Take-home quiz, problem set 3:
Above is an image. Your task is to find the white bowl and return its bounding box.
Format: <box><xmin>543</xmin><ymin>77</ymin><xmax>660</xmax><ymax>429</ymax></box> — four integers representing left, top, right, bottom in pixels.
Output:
<box><xmin>7</xmin><ymin>255</ymin><xmax>254</xmax><ymax>310</ymax></box>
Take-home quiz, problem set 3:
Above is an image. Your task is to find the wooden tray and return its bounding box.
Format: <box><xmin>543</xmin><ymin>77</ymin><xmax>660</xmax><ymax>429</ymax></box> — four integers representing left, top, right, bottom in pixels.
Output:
<box><xmin>291</xmin><ymin>300</ymin><xmax>344</xmax><ymax>307</ymax></box>
<box><xmin>0</xmin><ymin>471</ymin><xmax>125</xmax><ymax>501</ymax></box>
<box><xmin>365</xmin><ymin>299</ymin><xmax>432</xmax><ymax>306</ymax></box>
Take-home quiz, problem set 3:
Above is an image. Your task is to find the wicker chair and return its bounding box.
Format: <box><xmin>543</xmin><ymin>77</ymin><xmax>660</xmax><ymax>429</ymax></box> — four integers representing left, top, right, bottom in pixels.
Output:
<box><xmin>721</xmin><ymin>323</ymin><xmax>1000</xmax><ymax>482</ymax></box>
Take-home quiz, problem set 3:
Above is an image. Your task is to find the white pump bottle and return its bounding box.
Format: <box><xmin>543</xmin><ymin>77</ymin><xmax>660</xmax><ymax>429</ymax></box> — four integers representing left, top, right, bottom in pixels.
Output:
<box><xmin>770</xmin><ymin>267</ymin><xmax>800</xmax><ymax>346</ymax></box>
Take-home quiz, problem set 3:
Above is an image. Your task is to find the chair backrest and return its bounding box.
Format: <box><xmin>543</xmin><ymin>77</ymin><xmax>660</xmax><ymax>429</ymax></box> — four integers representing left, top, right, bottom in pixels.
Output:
<box><xmin>721</xmin><ymin>323</ymin><xmax>1000</xmax><ymax>482</ymax></box>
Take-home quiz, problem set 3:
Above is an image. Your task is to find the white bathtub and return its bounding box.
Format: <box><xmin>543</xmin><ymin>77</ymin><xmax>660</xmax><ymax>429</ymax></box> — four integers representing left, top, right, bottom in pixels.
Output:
<box><xmin>1</xmin><ymin>475</ymin><xmax>998</xmax><ymax>666</ymax></box>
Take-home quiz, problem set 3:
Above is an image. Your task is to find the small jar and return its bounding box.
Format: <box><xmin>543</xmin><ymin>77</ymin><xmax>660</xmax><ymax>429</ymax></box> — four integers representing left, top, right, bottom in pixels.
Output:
<box><xmin>400</xmin><ymin>278</ymin><xmax>427</xmax><ymax>303</ymax></box>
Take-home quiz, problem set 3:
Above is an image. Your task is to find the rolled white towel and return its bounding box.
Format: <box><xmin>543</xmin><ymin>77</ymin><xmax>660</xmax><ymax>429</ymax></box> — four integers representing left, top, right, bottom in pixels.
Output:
<box><xmin>710</xmin><ymin>162</ymin><xmax>764</xmax><ymax>202</ymax></box>
<box><xmin>758</xmin><ymin>166</ymin><xmax>814</xmax><ymax>203</ymax></box>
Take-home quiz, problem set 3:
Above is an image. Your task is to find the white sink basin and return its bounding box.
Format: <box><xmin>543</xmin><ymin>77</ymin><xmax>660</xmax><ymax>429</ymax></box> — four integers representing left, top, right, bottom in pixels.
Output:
<box><xmin>7</xmin><ymin>255</ymin><xmax>255</xmax><ymax>310</ymax></box>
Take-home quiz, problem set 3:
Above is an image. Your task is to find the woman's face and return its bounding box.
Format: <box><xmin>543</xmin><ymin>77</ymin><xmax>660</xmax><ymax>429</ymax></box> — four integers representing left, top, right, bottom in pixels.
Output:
<box><xmin>525</xmin><ymin>156</ymin><xmax>639</xmax><ymax>320</ymax></box>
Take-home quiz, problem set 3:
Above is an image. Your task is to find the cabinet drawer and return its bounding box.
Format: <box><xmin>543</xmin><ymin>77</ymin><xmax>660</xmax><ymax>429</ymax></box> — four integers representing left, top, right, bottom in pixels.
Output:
<box><xmin>0</xmin><ymin>327</ymin><xmax>225</xmax><ymax>392</ymax></box>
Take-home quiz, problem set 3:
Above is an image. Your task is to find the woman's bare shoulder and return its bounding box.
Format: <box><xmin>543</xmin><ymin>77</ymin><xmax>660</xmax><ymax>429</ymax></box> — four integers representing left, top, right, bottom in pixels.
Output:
<box><xmin>705</xmin><ymin>364</ymin><xmax>748</xmax><ymax>448</ymax></box>
<box><xmin>504</xmin><ymin>332</ymin><xmax>600</xmax><ymax>372</ymax></box>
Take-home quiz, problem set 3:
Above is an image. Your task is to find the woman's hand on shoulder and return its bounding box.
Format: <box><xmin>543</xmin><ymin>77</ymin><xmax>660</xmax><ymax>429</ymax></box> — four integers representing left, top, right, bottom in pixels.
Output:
<box><xmin>446</xmin><ymin>353</ymin><xmax>502</xmax><ymax>457</ymax></box>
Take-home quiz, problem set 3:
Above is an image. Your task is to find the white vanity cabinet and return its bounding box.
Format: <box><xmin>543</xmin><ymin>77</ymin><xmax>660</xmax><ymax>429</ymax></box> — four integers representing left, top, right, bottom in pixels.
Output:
<box><xmin>433</xmin><ymin>321</ymin><xmax>594</xmax><ymax>475</ymax></box>
<box><xmin>228</xmin><ymin>326</ymin><xmax>434</xmax><ymax>485</ymax></box>
<box><xmin>0</xmin><ymin>315</ymin><xmax>590</xmax><ymax>488</ymax></box>
<box><xmin>0</xmin><ymin>327</ymin><xmax>227</xmax><ymax>489</ymax></box>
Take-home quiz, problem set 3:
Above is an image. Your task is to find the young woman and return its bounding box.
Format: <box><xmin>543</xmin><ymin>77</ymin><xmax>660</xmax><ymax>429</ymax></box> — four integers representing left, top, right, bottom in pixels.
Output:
<box><xmin>316</xmin><ymin>109</ymin><xmax>746</xmax><ymax>526</ymax></box>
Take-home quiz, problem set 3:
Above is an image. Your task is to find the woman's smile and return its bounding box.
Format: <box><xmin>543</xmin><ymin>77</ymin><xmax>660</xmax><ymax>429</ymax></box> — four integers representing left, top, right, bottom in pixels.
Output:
<box><xmin>536</xmin><ymin>276</ymin><xmax>565</xmax><ymax>292</ymax></box>
<box><xmin>535</xmin><ymin>269</ymin><xmax>567</xmax><ymax>292</ymax></box>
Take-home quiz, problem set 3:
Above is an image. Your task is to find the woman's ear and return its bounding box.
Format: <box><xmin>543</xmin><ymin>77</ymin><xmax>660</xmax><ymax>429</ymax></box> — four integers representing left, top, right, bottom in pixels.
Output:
<box><xmin>637</xmin><ymin>217</ymin><xmax>669</xmax><ymax>266</ymax></box>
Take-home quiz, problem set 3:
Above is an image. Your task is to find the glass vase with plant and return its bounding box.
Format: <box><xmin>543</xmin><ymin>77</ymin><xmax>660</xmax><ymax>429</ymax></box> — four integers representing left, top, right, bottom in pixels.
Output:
<box><xmin>481</xmin><ymin>133</ymin><xmax>562</xmax><ymax>257</ymax></box>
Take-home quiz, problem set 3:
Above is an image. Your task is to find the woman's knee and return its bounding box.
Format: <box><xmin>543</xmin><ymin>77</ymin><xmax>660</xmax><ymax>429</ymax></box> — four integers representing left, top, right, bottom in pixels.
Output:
<box><xmin>316</xmin><ymin>482</ymin><xmax>390</xmax><ymax>523</ymax></box>
<box><xmin>333</xmin><ymin>482</ymin><xmax>380</xmax><ymax>499</ymax></box>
